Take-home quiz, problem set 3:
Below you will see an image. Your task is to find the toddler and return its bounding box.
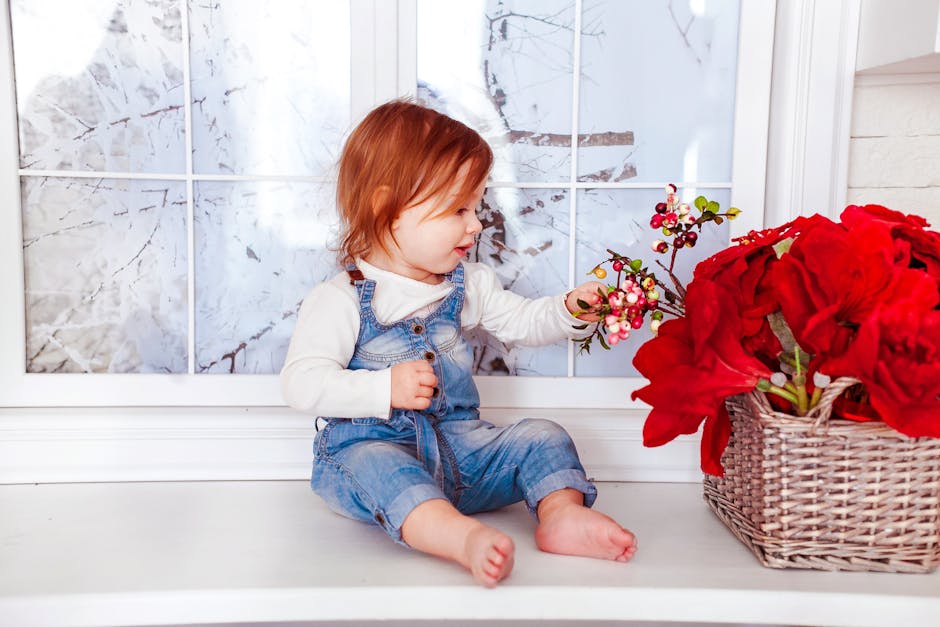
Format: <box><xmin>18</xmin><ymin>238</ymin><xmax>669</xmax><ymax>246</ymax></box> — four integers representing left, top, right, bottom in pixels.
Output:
<box><xmin>281</xmin><ymin>100</ymin><xmax>636</xmax><ymax>586</ymax></box>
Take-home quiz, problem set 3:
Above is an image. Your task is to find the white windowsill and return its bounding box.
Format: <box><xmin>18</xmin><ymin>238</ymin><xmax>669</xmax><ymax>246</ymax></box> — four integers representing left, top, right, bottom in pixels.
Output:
<box><xmin>1</xmin><ymin>481</ymin><xmax>937</xmax><ymax>627</ymax></box>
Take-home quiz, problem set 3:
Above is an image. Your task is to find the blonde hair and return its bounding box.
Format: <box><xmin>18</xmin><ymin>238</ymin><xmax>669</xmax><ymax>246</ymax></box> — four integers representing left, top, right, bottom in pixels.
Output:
<box><xmin>336</xmin><ymin>100</ymin><xmax>493</xmax><ymax>264</ymax></box>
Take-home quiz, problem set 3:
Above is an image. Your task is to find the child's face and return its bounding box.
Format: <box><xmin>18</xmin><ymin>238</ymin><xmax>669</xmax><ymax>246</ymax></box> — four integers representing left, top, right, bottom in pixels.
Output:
<box><xmin>380</xmin><ymin>175</ymin><xmax>485</xmax><ymax>284</ymax></box>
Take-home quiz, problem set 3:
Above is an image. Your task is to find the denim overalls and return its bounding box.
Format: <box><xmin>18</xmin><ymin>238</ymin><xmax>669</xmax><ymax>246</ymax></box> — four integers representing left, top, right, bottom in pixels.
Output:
<box><xmin>311</xmin><ymin>262</ymin><xmax>596</xmax><ymax>544</ymax></box>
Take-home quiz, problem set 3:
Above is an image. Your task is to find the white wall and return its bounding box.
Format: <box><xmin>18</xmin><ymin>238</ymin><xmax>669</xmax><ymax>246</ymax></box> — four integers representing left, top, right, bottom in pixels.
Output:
<box><xmin>847</xmin><ymin>75</ymin><xmax>940</xmax><ymax>226</ymax></box>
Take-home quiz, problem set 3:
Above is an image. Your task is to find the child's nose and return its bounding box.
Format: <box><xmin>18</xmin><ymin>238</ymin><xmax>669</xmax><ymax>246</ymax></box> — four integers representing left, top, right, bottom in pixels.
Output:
<box><xmin>468</xmin><ymin>214</ymin><xmax>483</xmax><ymax>234</ymax></box>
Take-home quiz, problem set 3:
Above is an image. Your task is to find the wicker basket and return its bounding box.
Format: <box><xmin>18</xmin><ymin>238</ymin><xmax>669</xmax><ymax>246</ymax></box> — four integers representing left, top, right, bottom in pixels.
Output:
<box><xmin>703</xmin><ymin>377</ymin><xmax>940</xmax><ymax>573</ymax></box>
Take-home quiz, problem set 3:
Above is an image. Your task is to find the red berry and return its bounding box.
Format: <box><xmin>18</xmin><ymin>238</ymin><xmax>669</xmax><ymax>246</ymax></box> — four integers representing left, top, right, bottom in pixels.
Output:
<box><xmin>631</xmin><ymin>316</ymin><xmax>644</xmax><ymax>329</ymax></box>
<box><xmin>612</xmin><ymin>260</ymin><xmax>624</xmax><ymax>272</ymax></box>
<box><xmin>685</xmin><ymin>231</ymin><xmax>698</xmax><ymax>244</ymax></box>
<box><xmin>627</xmin><ymin>305</ymin><xmax>640</xmax><ymax>318</ymax></box>
<box><xmin>655</xmin><ymin>202</ymin><xmax>668</xmax><ymax>214</ymax></box>
<box><xmin>650</xmin><ymin>214</ymin><xmax>664</xmax><ymax>228</ymax></box>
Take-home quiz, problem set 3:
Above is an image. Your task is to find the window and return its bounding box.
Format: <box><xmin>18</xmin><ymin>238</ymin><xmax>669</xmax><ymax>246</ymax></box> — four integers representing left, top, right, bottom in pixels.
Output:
<box><xmin>0</xmin><ymin>0</ymin><xmax>774</xmax><ymax>408</ymax></box>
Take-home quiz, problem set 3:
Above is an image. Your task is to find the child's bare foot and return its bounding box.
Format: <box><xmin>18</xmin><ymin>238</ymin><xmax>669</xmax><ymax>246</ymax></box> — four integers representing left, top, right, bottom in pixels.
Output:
<box><xmin>401</xmin><ymin>498</ymin><xmax>515</xmax><ymax>587</ymax></box>
<box><xmin>462</xmin><ymin>524</ymin><xmax>515</xmax><ymax>587</ymax></box>
<box><xmin>535</xmin><ymin>489</ymin><xmax>636</xmax><ymax>562</ymax></box>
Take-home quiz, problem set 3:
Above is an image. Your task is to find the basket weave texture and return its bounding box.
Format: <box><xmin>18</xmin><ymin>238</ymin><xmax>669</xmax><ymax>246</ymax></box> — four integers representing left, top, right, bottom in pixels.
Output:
<box><xmin>703</xmin><ymin>377</ymin><xmax>940</xmax><ymax>573</ymax></box>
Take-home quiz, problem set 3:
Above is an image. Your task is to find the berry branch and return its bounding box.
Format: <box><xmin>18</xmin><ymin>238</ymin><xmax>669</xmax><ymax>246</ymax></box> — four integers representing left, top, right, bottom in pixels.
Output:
<box><xmin>574</xmin><ymin>185</ymin><xmax>741</xmax><ymax>353</ymax></box>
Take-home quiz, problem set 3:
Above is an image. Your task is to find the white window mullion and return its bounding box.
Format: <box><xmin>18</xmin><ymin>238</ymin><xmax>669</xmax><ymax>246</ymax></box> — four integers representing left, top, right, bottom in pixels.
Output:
<box><xmin>181</xmin><ymin>0</ymin><xmax>196</xmax><ymax>375</ymax></box>
<box><xmin>349</xmin><ymin>0</ymin><xmax>404</xmax><ymax>121</ymax></box>
<box><xmin>349</xmin><ymin>0</ymin><xmax>378</xmax><ymax>122</ymax></box>
<box><xmin>397</xmin><ymin>0</ymin><xmax>417</xmax><ymax>99</ymax></box>
<box><xmin>567</xmin><ymin>0</ymin><xmax>584</xmax><ymax>378</ymax></box>
<box><xmin>0</xmin><ymin>0</ymin><xmax>26</xmax><ymax>390</ymax></box>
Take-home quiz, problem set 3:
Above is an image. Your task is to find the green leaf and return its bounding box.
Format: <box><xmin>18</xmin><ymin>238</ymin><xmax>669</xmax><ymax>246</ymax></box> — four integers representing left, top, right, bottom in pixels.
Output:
<box><xmin>693</xmin><ymin>195</ymin><xmax>708</xmax><ymax>210</ymax></box>
<box><xmin>575</xmin><ymin>336</ymin><xmax>593</xmax><ymax>355</ymax></box>
<box><xmin>597</xmin><ymin>333</ymin><xmax>610</xmax><ymax>350</ymax></box>
<box><xmin>576</xmin><ymin>299</ymin><xmax>591</xmax><ymax>310</ymax></box>
<box><xmin>572</xmin><ymin>323</ymin><xmax>589</xmax><ymax>330</ymax></box>
<box><xmin>706</xmin><ymin>200</ymin><xmax>720</xmax><ymax>213</ymax></box>
<box><xmin>629</xmin><ymin>259</ymin><xmax>643</xmax><ymax>272</ymax></box>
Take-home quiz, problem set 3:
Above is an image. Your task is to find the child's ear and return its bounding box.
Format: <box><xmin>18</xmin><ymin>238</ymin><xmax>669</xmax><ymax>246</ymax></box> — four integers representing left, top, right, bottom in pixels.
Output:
<box><xmin>370</xmin><ymin>185</ymin><xmax>393</xmax><ymax>217</ymax></box>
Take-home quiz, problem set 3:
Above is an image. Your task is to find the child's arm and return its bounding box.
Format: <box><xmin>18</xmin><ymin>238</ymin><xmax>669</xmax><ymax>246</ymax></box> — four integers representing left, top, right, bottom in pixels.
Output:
<box><xmin>462</xmin><ymin>263</ymin><xmax>604</xmax><ymax>347</ymax></box>
<box><xmin>280</xmin><ymin>279</ymin><xmax>394</xmax><ymax>418</ymax></box>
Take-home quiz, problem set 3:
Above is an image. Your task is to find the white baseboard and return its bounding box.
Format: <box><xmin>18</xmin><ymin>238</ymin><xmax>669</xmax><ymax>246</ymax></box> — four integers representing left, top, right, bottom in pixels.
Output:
<box><xmin>0</xmin><ymin>407</ymin><xmax>703</xmax><ymax>484</ymax></box>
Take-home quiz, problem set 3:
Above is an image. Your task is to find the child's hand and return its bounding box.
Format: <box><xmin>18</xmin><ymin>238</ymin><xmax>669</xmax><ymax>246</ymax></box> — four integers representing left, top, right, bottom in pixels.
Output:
<box><xmin>390</xmin><ymin>360</ymin><xmax>439</xmax><ymax>410</ymax></box>
<box><xmin>566</xmin><ymin>281</ymin><xmax>606</xmax><ymax>322</ymax></box>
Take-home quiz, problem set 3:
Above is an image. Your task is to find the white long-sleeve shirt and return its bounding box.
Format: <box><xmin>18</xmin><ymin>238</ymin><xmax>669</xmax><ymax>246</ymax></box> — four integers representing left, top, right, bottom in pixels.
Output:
<box><xmin>280</xmin><ymin>260</ymin><xmax>586</xmax><ymax>418</ymax></box>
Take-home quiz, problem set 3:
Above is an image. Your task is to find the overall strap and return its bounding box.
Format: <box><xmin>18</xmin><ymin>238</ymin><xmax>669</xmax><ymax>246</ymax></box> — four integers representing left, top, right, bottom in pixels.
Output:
<box><xmin>446</xmin><ymin>261</ymin><xmax>465</xmax><ymax>289</ymax></box>
<box><xmin>346</xmin><ymin>263</ymin><xmax>365</xmax><ymax>285</ymax></box>
<box><xmin>345</xmin><ymin>263</ymin><xmax>376</xmax><ymax>311</ymax></box>
<box><xmin>442</xmin><ymin>262</ymin><xmax>467</xmax><ymax>318</ymax></box>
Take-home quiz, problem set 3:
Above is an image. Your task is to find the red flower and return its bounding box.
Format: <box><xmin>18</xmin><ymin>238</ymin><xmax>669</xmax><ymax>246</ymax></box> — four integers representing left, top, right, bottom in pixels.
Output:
<box><xmin>771</xmin><ymin>219</ymin><xmax>902</xmax><ymax>362</ymax></box>
<box><xmin>841</xmin><ymin>204</ymin><xmax>940</xmax><ymax>289</ymax></box>
<box><xmin>840</xmin><ymin>203</ymin><xmax>929</xmax><ymax>229</ymax></box>
<box><xmin>826</xmin><ymin>301</ymin><xmax>940</xmax><ymax>438</ymax></box>
<box><xmin>632</xmin><ymin>279</ymin><xmax>772</xmax><ymax>475</ymax></box>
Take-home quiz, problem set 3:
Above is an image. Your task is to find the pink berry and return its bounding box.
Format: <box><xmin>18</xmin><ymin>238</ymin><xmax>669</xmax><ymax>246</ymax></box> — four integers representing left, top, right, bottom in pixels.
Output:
<box><xmin>607</xmin><ymin>333</ymin><xmax>620</xmax><ymax>345</ymax></box>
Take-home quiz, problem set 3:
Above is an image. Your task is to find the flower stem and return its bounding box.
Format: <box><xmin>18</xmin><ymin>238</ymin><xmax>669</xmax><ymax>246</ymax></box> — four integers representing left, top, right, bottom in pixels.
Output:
<box><xmin>809</xmin><ymin>386</ymin><xmax>823</xmax><ymax>409</ymax></box>
<box><xmin>766</xmin><ymin>384</ymin><xmax>800</xmax><ymax>406</ymax></box>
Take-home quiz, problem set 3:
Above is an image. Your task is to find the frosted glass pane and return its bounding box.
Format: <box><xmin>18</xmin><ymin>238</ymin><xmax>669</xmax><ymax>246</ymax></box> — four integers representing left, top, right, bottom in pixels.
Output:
<box><xmin>417</xmin><ymin>0</ymin><xmax>575</xmax><ymax>184</ymax></box>
<box><xmin>22</xmin><ymin>177</ymin><xmax>188</xmax><ymax>373</ymax></box>
<box><xmin>11</xmin><ymin>0</ymin><xmax>186</xmax><ymax>173</ymax></box>
<box><xmin>578</xmin><ymin>0</ymin><xmax>740</xmax><ymax>183</ymax></box>
<box><xmin>189</xmin><ymin>1</ymin><xmax>351</xmax><ymax>176</ymax></box>
<box><xmin>573</xmin><ymin>187</ymin><xmax>731</xmax><ymax>377</ymax></box>
<box><xmin>467</xmin><ymin>187</ymin><xmax>570</xmax><ymax>376</ymax></box>
<box><xmin>194</xmin><ymin>181</ymin><xmax>341</xmax><ymax>374</ymax></box>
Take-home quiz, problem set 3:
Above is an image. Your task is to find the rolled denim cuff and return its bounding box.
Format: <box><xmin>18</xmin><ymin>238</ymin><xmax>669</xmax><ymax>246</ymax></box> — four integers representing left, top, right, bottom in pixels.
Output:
<box><xmin>381</xmin><ymin>483</ymin><xmax>449</xmax><ymax>546</ymax></box>
<box><xmin>524</xmin><ymin>468</ymin><xmax>597</xmax><ymax>518</ymax></box>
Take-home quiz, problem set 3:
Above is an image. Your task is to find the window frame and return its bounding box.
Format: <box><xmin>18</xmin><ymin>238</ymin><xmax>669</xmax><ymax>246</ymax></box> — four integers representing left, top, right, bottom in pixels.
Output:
<box><xmin>0</xmin><ymin>0</ymin><xmax>776</xmax><ymax>408</ymax></box>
